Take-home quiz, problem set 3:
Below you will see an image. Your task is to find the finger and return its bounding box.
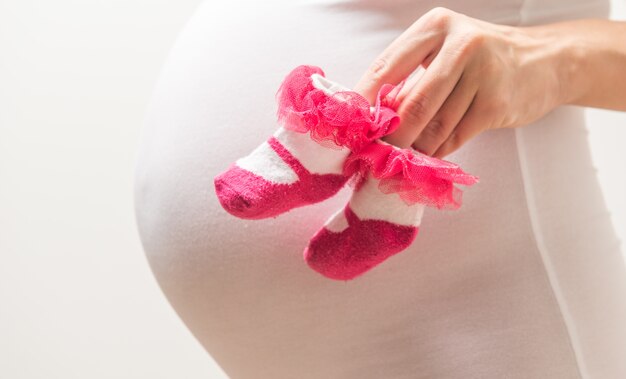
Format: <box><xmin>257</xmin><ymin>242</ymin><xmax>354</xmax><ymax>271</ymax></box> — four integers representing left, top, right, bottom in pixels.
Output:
<box><xmin>394</xmin><ymin>66</ymin><xmax>426</xmax><ymax>105</ymax></box>
<box><xmin>421</xmin><ymin>50</ymin><xmax>438</xmax><ymax>69</ymax></box>
<box><xmin>353</xmin><ymin>16</ymin><xmax>448</xmax><ymax>104</ymax></box>
<box><xmin>411</xmin><ymin>72</ymin><xmax>478</xmax><ymax>156</ymax></box>
<box><xmin>431</xmin><ymin>98</ymin><xmax>489</xmax><ymax>159</ymax></box>
<box><xmin>383</xmin><ymin>44</ymin><xmax>467</xmax><ymax>148</ymax></box>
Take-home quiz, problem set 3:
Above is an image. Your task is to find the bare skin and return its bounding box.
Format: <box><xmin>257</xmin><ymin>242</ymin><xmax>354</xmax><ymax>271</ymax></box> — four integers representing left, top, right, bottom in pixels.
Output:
<box><xmin>353</xmin><ymin>7</ymin><xmax>626</xmax><ymax>158</ymax></box>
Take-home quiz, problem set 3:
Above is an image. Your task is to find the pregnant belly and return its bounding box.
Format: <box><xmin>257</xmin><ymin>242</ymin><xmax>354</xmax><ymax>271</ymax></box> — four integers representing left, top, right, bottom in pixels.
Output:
<box><xmin>133</xmin><ymin>1</ymin><xmax>623</xmax><ymax>378</ymax></box>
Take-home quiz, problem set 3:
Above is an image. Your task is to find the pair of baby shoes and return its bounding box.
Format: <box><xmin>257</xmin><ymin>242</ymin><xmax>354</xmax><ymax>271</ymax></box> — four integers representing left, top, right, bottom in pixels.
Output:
<box><xmin>213</xmin><ymin>65</ymin><xmax>478</xmax><ymax>281</ymax></box>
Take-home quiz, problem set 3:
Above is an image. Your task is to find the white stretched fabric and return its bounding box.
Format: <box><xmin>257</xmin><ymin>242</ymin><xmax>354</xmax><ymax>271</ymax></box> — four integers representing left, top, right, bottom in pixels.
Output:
<box><xmin>235</xmin><ymin>139</ymin><xmax>298</xmax><ymax>183</ymax></box>
<box><xmin>133</xmin><ymin>0</ymin><xmax>626</xmax><ymax>378</ymax></box>
<box><xmin>349</xmin><ymin>174</ymin><xmax>426</xmax><ymax>226</ymax></box>
<box><xmin>273</xmin><ymin>127</ymin><xmax>351</xmax><ymax>175</ymax></box>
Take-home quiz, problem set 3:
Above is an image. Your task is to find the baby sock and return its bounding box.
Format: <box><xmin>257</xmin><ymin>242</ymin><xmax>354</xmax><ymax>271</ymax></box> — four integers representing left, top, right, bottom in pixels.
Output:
<box><xmin>304</xmin><ymin>139</ymin><xmax>479</xmax><ymax>281</ymax></box>
<box><xmin>214</xmin><ymin>65</ymin><xmax>405</xmax><ymax>220</ymax></box>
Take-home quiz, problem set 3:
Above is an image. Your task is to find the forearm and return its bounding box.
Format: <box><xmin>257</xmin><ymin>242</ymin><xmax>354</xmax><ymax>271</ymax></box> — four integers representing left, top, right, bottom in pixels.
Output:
<box><xmin>524</xmin><ymin>19</ymin><xmax>626</xmax><ymax>111</ymax></box>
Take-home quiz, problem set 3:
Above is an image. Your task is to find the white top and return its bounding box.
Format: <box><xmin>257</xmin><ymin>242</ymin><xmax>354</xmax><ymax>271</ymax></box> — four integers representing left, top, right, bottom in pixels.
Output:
<box><xmin>133</xmin><ymin>0</ymin><xmax>626</xmax><ymax>377</ymax></box>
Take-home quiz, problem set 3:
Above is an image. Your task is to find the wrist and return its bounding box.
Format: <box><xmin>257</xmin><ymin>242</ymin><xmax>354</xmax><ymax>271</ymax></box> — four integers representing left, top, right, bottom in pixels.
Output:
<box><xmin>522</xmin><ymin>22</ymin><xmax>589</xmax><ymax>107</ymax></box>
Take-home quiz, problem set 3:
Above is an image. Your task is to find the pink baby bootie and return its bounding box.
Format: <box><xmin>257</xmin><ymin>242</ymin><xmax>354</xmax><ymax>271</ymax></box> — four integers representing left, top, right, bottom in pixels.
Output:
<box><xmin>214</xmin><ymin>65</ymin><xmax>406</xmax><ymax>220</ymax></box>
<box><xmin>304</xmin><ymin>139</ymin><xmax>480</xmax><ymax>281</ymax></box>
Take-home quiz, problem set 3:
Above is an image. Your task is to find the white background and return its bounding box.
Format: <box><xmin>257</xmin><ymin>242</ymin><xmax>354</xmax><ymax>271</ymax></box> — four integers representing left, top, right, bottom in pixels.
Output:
<box><xmin>0</xmin><ymin>1</ymin><xmax>624</xmax><ymax>378</ymax></box>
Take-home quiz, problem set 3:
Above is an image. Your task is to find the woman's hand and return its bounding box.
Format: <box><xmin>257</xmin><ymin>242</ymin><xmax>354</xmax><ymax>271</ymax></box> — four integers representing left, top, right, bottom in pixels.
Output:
<box><xmin>353</xmin><ymin>7</ymin><xmax>590</xmax><ymax>158</ymax></box>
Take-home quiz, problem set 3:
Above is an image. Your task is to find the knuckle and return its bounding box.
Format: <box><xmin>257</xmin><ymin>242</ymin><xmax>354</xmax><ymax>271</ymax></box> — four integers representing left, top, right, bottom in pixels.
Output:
<box><xmin>458</xmin><ymin>32</ymin><xmax>486</xmax><ymax>58</ymax></box>
<box><xmin>480</xmin><ymin>100</ymin><xmax>498</xmax><ymax>115</ymax></box>
<box><xmin>367</xmin><ymin>56</ymin><xmax>389</xmax><ymax>82</ymax></box>
<box><xmin>423</xmin><ymin>7</ymin><xmax>454</xmax><ymax>29</ymax></box>
<box><xmin>402</xmin><ymin>92</ymin><xmax>431</xmax><ymax>124</ymax></box>
<box><xmin>465</xmin><ymin>29</ymin><xmax>487</xmax><ymax>49</ymax></box>
<box><xmin>484</xmin><ymin>96</ymin><xmax>509</xmax><ymax>114</ymax></box>
<box><xmin>420</xmin><ymin>119</ymin><xmax>448</xmax><ymax>141</ymax></box>
<box><xmin>498</xmin><ymin>107</ymin><xmax>516</xmax><ymax>128</ymax></box>
<box><xmin>446</xmin><ymin>130</ymin><xmax>463</xmax><ymax>150</ymax></box>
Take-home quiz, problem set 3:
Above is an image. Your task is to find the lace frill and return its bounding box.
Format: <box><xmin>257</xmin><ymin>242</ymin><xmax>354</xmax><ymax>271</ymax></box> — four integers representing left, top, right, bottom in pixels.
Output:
<box><xmin>344</xmin><ymin>141</ymin><xmax>480</xmax><ymax>209</ymax></box>
<box><xmin>275</xmin><ymin>65</ymin><xmax>405</xmax><ymax>152</ymax></box>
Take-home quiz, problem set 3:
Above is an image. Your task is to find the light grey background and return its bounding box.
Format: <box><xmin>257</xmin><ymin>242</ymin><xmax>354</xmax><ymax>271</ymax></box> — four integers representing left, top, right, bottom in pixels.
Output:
<box><xmin>0</xmin><ymin>1</ymin><xmax>624</xmax><ymax>378</ymax></box>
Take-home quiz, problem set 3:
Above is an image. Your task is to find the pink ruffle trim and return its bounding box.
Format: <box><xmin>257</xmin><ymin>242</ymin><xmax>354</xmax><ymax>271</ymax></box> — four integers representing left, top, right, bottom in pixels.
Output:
<box><xmin>275</xmin><ymin>65</ymin><xmax>407</xmax><ymax>152</ymax></box>
<box><xmin>344</xmin><ymin>141</ymin><xmax>480</xmax><ymax>209</ymax></box>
